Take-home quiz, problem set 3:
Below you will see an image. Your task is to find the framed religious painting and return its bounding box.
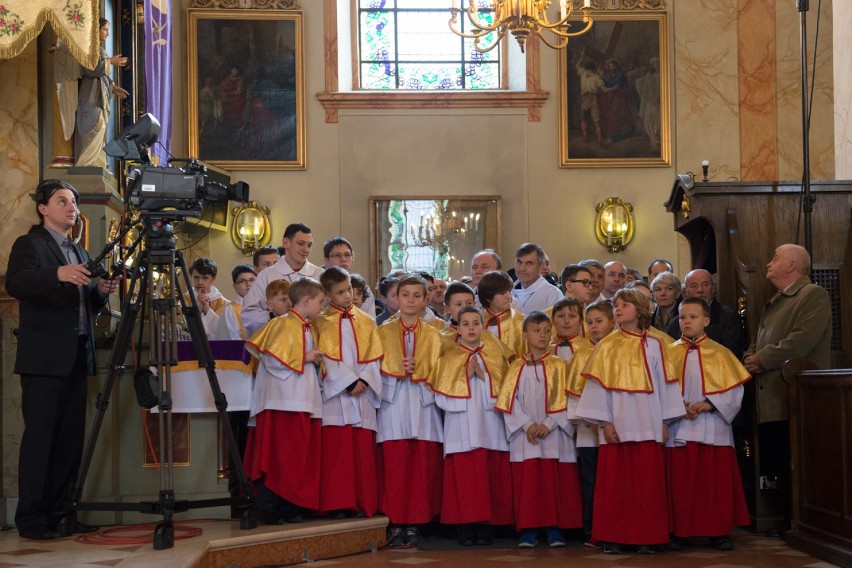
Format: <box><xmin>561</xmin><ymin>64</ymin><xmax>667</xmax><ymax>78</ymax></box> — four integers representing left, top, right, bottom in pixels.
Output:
<box><xmin>558</xmin><ymin>11</ymin><xmax>670</xmax><ymax>167</ymax></box>
<box><xmin>187</xmin><ymin>9</ymin><xmax>305</xmax><ymax>170</ymax></box>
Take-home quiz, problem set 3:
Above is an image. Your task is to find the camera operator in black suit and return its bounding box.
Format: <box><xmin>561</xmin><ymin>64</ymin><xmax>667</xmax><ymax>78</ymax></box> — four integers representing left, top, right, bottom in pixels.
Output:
<box><xmin>6</xmin><ymin>180</ymin><xmax>120</xmax><ymax>540</ymax></box>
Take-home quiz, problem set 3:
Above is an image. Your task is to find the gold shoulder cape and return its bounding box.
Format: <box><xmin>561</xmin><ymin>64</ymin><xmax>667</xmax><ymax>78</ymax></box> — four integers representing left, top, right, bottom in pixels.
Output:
<box><xmin>565</xmin><ymin>342</ymin><xmax>595</xmax><ymax>396</ymax></box>
<box><xmin>496</xmin><ymin>353</ymin><xmax>569</xmax><ymax>414</ymax></box>
<box><xmin>378</xmin><ymin>318</ymin><xmax>443</xmax><ymax>382</ymax></box>
<box><xmin>231</xmin><ymin>303</ymin><xmax>248</xmax><ymax>340</ymax></box>
<box><xmin>245</xmin><ymin>310</ymin><xmax>315</xmax><ymax>373</ymax></box>
<box><xmin>441</xmin><ymin>325</ymin><xmax>515</xmax><ymax>362</ymax></box>
<box><xmin>647</xmin><ymin>325</ymin><xmax>676</xmax><ymax>345</ymax></box>
<box><xmin>581</xmin><ymin>329</ymin><xmax>676</xmax><ymax>393</ymax></box>
<box><xmin>669</xmin><ymin>335</ymin><xmax>752</xmax><ymax>394</ymax></box>
<box><xmin>549</xmin><ymin>334</ymin><xmax>593</xmax><ymax>357</ymax></box>
<box><xmin>485</xmin><ymin>308</ymin><xmax>527</xmax><ymax>357</ymax></box>
<box><xmin>184</xmin><ymin>293</ymin><xmax>228</xmax><ymax>316</ymax></box>
<box><xmin>426</xmin><ymin>318</ymin><xmax>447</xmax><ymax>331</ymax></box>
<box><xmin>439</xmin><ymin>325</ymin><xmax>459</xmax><ymax>355</ymax></box>
<box><xmin>314</xmin><ymin>304</ymin><xmax>384</xmax><ymax>364</ymax></box>
<box><xmin>428</xmin><ymin>343</ymin><xmax>509</xmax><ymax>399</ymax></box>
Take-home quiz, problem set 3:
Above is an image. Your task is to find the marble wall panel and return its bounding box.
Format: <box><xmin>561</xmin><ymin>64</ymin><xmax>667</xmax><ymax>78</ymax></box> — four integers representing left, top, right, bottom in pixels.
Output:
<box><xmin>775</xmin><ymin>0</ymin><xmax>834</xmax><ymax>182</ymax></box>
<box><xmin>835</xmin><ymin>1</ymin><xmax>852</xmax><ymax>179</ymax></box>
<box><xmin>673</xmin><ymin>0</ymin><xmax>741</xmax><ymax>181</ymax></box>
<box><xmin>737</xmin><ymin>0</ymin><xmax>777</xmax><ymax>181</ymax></box>
<box><xmin>0</xmin><ymin>43</ymin><xmax>40</xmax><ymax>276</ymax></box>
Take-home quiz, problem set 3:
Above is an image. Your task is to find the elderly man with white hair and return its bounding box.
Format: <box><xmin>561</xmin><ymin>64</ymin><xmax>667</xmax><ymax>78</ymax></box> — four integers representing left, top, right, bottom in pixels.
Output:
<box><xmin>743</xmin><ymin>243</ymin><xmax>832</xmax><ymax>537</ymax></box>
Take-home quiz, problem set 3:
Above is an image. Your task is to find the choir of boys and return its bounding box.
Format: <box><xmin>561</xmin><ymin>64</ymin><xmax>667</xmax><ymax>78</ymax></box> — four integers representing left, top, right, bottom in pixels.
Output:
<box><xmin>204</xmin><ymin>245</ymin><xmax>752</xmax><ymax>553</ymax></box>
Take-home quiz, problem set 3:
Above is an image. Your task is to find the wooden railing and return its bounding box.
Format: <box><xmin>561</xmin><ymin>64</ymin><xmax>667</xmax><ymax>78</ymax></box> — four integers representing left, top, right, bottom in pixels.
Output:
<box><xmin>784</xmin><ymin>358</ymin><xmax>852</xmax><ymax>568</ymax></box>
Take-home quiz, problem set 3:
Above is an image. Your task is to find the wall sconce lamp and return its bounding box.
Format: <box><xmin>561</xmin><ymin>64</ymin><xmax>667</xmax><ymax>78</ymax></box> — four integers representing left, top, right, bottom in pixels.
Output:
<box><xmin>231</xmin><ymin>201</ymin><xmax>271</xmax><ymax>256</ymax></box>
<box><xmin>594</xmin><ymin>197</ymin><xmax>634</xmax><ymax>253</ymax></box>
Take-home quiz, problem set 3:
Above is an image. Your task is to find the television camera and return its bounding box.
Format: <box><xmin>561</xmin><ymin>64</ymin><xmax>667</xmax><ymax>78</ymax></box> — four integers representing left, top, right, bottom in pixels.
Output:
<box><xmin>105</xmin><ymin>113</ymin><xmax>249</xmax><ymax>218</ymax></box>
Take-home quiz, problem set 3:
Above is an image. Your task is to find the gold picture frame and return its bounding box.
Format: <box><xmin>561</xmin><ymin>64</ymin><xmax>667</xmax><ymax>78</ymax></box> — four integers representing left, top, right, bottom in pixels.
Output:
<box><xmin>187</xmin><ymin>9</ymin><xmax>306</xmax><ymax>170</ymax></box>
<box><xmin>558</xmin><ymin>11</ymin><xmax>670</xmax><ymax>168</ymax></box>
<box><xmin>369</xmin><ymin>196</ymin><xmax>502</xmax><ymax>287</ymax></box>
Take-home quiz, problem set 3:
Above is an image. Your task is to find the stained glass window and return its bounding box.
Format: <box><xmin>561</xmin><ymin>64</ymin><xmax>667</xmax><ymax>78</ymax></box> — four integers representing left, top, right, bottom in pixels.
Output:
<box><xmin>358</xmin><ymin>0</ymin><xmax>501</xmax><ymax>90</ymax></box>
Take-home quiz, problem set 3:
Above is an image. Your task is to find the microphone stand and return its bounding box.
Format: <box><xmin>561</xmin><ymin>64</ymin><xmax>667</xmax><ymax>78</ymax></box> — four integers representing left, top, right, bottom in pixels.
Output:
<box><xmin>797</xmin><ymin>0</ymin><xmax>814</xmax><ymax>257</ymax></box>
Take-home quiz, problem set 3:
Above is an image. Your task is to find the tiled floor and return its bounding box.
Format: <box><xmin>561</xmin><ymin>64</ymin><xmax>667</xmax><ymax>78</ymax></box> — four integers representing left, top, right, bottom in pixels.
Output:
<box><xmin>0</xmin><ymin>520</ymin><xmax>841</xmax><ymax>568</ymax></box>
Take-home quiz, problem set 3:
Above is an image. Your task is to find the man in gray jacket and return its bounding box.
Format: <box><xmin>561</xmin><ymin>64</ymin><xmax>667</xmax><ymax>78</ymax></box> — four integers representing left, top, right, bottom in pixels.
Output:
<box><xmin>744</xmin><ymin>243</ymin><xmax>831</xmax><ymax>535</ymax></box>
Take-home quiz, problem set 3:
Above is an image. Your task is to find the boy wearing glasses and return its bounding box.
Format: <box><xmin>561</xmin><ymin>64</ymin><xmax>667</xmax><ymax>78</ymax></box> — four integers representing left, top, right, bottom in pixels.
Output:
<box><xmin>550</xmin><ymin>264</ymin><xmax>598</xmax><ymax>338</ymax></box>
<box><xmin>323</xmin><ymin>237</ymin><xmax>376</xmax><ymax>318</ymax></box>
<box><xmin>218</xmin><ymin>264</ymin><xmax>256</xmax><ymax>340</ymax></box>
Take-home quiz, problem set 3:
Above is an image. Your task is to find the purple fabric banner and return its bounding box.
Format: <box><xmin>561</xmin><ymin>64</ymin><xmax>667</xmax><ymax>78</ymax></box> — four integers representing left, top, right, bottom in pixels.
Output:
<box><xmin>143</xmin><ymin>0</ymin><xmax>172</xmax><ymax>164</ymax></box>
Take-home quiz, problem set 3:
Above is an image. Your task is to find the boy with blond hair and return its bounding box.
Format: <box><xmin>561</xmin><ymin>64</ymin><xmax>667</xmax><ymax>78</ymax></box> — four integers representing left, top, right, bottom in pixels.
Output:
<box><xmin>243</xmin><ymin>277</ymin><xmax>326</xmax><ymax>524</ymax></box>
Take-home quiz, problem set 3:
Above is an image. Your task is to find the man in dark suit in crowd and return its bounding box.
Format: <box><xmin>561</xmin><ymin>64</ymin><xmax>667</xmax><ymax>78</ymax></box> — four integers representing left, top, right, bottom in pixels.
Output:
<box><xmin>666</xmin><ymin>268</ymin><xmax>746</xmax><ymax>358</ymax></box>
<box><xmin>6</xmin><ymin>180</ymin><xmax>120</xmax><ymax>540</ymax></box>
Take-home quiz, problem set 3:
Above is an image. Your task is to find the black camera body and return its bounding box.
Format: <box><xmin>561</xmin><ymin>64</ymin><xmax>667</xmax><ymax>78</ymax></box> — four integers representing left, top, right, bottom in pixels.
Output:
<box><xmin>126</xmin><ymin>159</ymin><xmax>249</xmax><ymax>217</ymax></box>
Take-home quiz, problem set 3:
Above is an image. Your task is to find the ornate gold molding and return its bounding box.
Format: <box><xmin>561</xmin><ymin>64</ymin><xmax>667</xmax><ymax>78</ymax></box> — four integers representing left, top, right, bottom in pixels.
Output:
<box><xmin>189</xmin><ymin>0</ymin><xmax>298</xmax><ymax>9</ymax></box>
<box><xmin>575</xmin><ymin>0</ymin><xmax>666</xmax><ymax>9</ymax></box>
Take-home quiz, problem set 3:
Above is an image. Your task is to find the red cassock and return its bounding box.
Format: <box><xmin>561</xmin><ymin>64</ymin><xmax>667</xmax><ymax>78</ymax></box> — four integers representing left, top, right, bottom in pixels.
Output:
<box><xmin>512</xmin><ymin>459</ymin><xmax>583</xmax><ymax>530</ymax></box>
<box><xmin>593</xmin><ymin>441</ymin><xmax>669</xmax><ymax>545</ymax></box>
<box><xmin>666</xmin><ymin>443</ymin><xmax>751</xmax><ymax>536</ymax></box>
<box><xmin>377</xmin><ymin>439</ymin><xmax>443</xmax><ymax>524</ymax></box>
<box><xmin>319</xmin><ymin>425</ymin><xmax>379</xmax><ymax>516</ymax></box>
<box><xmin>442</xmin><ymin>448</ymin><xmax>514</xmax><ymax>525</ymax></box>
<box><xmin>244</xmin><ymin>411</ymin><xmax>321</xmax><ymax>510</ymax></box>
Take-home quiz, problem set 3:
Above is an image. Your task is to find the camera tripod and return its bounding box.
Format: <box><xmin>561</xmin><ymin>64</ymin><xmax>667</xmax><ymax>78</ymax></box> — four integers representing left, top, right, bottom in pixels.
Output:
<box><xmin>60</xmin><ymin>215</ymin><xmax>256</xmax><ymax>550</ymax></box>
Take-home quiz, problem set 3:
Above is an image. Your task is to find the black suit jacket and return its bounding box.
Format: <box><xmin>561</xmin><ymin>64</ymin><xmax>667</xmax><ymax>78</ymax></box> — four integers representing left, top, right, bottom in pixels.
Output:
<box><xmin>666</xmin><ymin>298</ymin><xmax>746</xmax><ymax>359</ymax></box>
<box><xmin>6</xmin><ymin>225</ymin><xmax>106</xmax><ymax>376</ymax></box>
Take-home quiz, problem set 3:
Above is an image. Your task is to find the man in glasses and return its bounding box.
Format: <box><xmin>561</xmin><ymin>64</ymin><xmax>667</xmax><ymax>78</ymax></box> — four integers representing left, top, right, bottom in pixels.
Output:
<box><xmin>560</xmin><ymin>263</ymin><xmax>599</xmax><ymax>308</ymax></box>
<box><xmin>322</xmin><ymin>236</ymin><xmax>375</xmax><ymax>318</ymax></box>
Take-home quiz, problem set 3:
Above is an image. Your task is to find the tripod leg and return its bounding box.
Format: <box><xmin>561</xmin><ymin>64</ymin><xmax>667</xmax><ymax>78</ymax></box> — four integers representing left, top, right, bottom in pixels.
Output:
<box><xmin>174</xmin><ymin>251</ymin><xmax>256</xmax><ymax>529</ymax></box>
<box><xmin>153</xmin><ymin>490</ymin><xmax>175</xmax><ymax>550</ymax></box>
<box><xmin>59</xmin><ymin>252</ymin><xmax>149</xmax><ymax>536</ymax></box>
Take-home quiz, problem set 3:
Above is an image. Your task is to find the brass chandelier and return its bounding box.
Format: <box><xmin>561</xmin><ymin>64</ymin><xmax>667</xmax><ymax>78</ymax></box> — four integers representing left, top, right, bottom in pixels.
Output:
<box><xmin>449</xmin><ymin>0</ymin><xmax>593</xmax><ymax>53</ymax></box>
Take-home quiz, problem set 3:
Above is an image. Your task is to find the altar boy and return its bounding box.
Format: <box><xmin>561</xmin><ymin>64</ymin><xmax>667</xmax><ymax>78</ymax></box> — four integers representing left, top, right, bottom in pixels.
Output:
<box><xmin>314</xmin><ymin>267</ymin><xmax>384</xmax><ymax>517</ymax></box>
<box><xmin>376</xmin><ymin>275</ymin><xmax>444</xmax><ymax>548</ymax></box>
<box><xmin>243</xmin><ymin>277</ymin><xmax>326</xmax><ymax>524</ymax></box>
<box><xmin>666</xmin><ymin>297</ymin><xmax>751</xmax><ymax>550</ymax></box>
<box><xmin>429</xmin><ymin>306</ymin><xmax>513</xmax><ymax>546</ymax></box>
<box><xmin>496</xmin><ymin>311</ymin><xmax>582</xmax><ymax>548</ymax></box>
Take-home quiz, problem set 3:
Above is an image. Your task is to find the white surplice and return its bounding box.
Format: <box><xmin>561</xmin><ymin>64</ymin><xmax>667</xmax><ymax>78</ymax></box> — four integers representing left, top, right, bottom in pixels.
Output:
<box><xmin>433</xmin><ymin>350</ymin><xmax>508</xmax><ymax>456</ymax></box>
<box><xmin>502</xmin><ymin>362</ymin><xmax>575</xmax><ymax>463</ymax></box>
<box><xmin>666</xmin><ymin>350</ymin><xmax>743</xmax><ymax>448</ymax></box>
<box><xmin>246</xmin><ymin>326</ymin><xmax>323</xmax><ymax>426</ymax></box>
<box><xmin>320</xmin><ymin>318</ymin><xmax>382</xmax><ymax>431</ymax></box>
<box><xmin>376</xmin><ymin>328</ymin><xmax>443</xmax><ymax>444</ymax></box>
<box><xmin>575</xmin><ymin>334</ymin><xmax>684</xmax><ymax>444</ymax></box>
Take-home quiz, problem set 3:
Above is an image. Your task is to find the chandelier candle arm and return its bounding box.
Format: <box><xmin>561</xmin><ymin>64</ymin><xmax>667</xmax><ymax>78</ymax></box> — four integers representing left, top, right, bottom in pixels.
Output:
<box><xmin>450</xmin><ymin>0</ymin><xmax>594</xmax><ymax>54</ymax></box>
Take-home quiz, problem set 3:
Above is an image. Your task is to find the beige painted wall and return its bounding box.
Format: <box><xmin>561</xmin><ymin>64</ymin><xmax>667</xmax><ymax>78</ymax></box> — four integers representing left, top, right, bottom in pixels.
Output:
<box><xmin>0</xmin><ymin>1</ymin><xmax>838</xmax><ymax>283</ymax></box>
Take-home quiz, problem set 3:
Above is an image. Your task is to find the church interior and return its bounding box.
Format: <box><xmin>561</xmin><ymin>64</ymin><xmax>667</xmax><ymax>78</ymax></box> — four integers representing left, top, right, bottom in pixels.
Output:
<box><xmin>0</xmin><ymin>0</ymin><xmax>850</xmax><ymax>566</ymax></box>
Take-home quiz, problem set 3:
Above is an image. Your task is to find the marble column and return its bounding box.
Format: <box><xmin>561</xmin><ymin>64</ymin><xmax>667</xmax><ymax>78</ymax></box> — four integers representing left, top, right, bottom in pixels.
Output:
<box><xmin>834</xmin><ymin>1</ymin><xmax>852</xmax><ymax>178</ymax></box>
